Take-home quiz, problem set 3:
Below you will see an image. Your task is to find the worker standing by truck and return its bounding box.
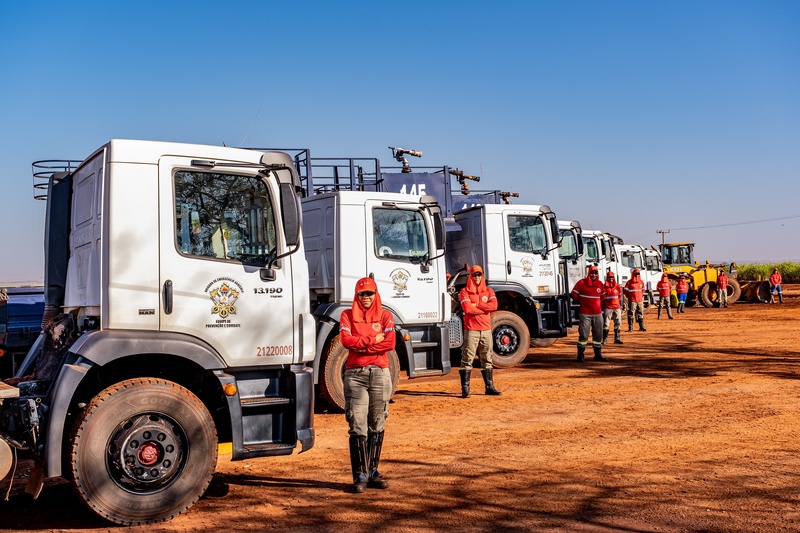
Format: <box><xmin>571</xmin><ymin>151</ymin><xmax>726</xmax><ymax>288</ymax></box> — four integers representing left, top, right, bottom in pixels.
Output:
<box><xmin>624</xmin><ymin>269</ymin><xmax>647</xmax><ymax>332</ymax></box>
<box><xmin>717</xmin><ymin>270</ymin><xmax>729</xmax><ymax>308</ymax></box>
<box><xmin>602</xmin><ymin>271</ymin><xmax>624</xmax><ymax>345</ymax></box>
<box><xmin>571</xmin><ymin>265</ymin><xmax>607</xmax><ymax>362</ymax></box>
<box><xmin>458</xmin><ymin>265</ymin><xmax>502</xmax><ymax>397</ymax></box>
<box><xmin>340</xmin><ymin>277</ymin><xmax>396</xmax><ymax>493</ymax></box>
<box><xmin>656</xmin><ymin>274</ymin><xmax>674</xmax><ymax>319</ymax></box>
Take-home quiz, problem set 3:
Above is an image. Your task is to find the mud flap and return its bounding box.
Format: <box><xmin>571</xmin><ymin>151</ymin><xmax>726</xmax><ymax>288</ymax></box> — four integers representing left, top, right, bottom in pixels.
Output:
<box><xmin>24</xmin><ymin>463</ymin><xmax>44</xmax><ymax>499</ymax></box>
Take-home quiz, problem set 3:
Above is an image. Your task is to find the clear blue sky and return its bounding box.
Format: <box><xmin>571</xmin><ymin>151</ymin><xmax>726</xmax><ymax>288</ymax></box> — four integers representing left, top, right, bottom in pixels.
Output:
<box><xmin>1</xmin><ymin>1</ymin><xmax>798</xmax><ymax>284</ymax></box>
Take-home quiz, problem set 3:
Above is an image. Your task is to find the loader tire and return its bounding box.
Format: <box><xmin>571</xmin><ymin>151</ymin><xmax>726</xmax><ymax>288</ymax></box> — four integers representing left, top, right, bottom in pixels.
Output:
<box><xmin>490</xmin><ymin>311</ymin><xmax>530</xmax><ymax>368</ymax></box>
<box><xmin>69</xmin><ymin>378</ymin><xmax>217</xmax><ymax>525</ymax></box>
<box><xmin>727</xmin><ymin>278</ymin><xmax>742</xmax><ymax>304</ymax></box>
<box><xmin>320</xmin><ymin>334</ymin><xmax>400</xmax><ymax>411</ymax></box>
<box><xmin>699</xmin><ymin>284</ymin><xmax>715</xmax><ymax>308</ymax></box>
<box><xmin>530</xmin><ymin>337</ymin><xmax>558</xmax><ymax>348</ymax></box>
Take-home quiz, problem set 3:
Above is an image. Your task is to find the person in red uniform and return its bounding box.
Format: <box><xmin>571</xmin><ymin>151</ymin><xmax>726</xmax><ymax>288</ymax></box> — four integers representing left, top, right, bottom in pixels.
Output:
<box><xmin>717</xmin><ymin>270</ymin><xmax>729</xmax><ymax>308</ymax></box>
<box><xmin>458</xmin><ymin>265</ymin><xmax>501</xmax><ymax>398</ymax></box>
<box><xmin>624</xmin><ymin>269</ymin><xmax>647</xmax><ymax>332</ymax></box>
<box><xmin>656</xmin><ymin>273</ymin><xmax>674</xmax><ymax>319</ymax></box>
<box><xmin>340</xmin><ymin>277</ymin><xmax>396</xmax><ymax>493</ymax></box>
<box><xmin>602</xmin><ymin>271</ymin><xmax>624</xmax><ymax>345</ymax></box>
<box><xmin>769</xmin><ymin>268</ymin><xmax>783</xmax><ymax>304</ymax></box>
<box><xmin>570</xmin><ymin>265</ymin><xmax>607</xmax><ymax>362</ymax></box>
<box><xmin>675</xmin><ymin>274</ymin><xmax>690</xmax><ymax>313</ymax></box>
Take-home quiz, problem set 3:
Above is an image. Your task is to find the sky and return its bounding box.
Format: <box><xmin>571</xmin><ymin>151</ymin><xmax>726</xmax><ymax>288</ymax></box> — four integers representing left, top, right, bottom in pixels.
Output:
<box><xmin>1</xmin><ymin>1</ymin><xmax>798</xmax><ymax>284</ymax></box>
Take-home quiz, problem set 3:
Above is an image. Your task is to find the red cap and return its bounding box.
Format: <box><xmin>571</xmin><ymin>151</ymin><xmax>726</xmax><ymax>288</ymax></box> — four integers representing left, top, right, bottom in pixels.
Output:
<box><xmin>355</xmin><ymin>277</ymin><xmax>377</xmax><ymax>293</ymax></box>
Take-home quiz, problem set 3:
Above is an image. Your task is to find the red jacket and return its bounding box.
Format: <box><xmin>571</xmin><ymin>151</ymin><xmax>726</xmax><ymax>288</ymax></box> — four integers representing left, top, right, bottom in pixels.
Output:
<box><xmin>571</xmin><ymin>276</ymin><xmax>606</xmax><ymax>315</ymax></box>
<box><xmin>340</xmin><ymin>284</ymin><xmax>396</xmax><ymax>369</ymax></box>
<box><xmin>624</xmin><ymin>277</ymin><xmax>646</xmax><ymax>303</ymax></box>
<box><xmin>656</xmin><ymin>275</ymin><xmax>671</xmax><ymax>297</ymax></box>
<box><xmin>676</xmin><ymin>279</ymin><xmax>689</xmax><ymax>294</ymax></box>
<box><xmin>717</xmin><ymin>273</ymin><xmax>728</xmax><ymax>290</ymax></box>
<box><xmin>459</xmin><ymin>267</ymin><xmax>497</xmax><ymax>331</ymax></box>
<box><xmin>770</xmin><ymin>272</ymin><xmax>782</xmax><ymax>286</ymax></box>
<box><xmin>602</xmin><ymin>280</ymin><xmax>623</xmax><ymax>310</ymax></box>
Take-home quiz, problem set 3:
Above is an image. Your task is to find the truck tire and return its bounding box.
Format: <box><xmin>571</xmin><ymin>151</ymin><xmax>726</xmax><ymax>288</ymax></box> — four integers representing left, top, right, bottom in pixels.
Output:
<box><xmin>69</xmin><ymin>378</ymin><xmax>217</xmax><ymax>525</ymax></box>
<box><xmin>530</xmin><ymin>337</ymin><xmax>557</xmax><ymax>348</ymax></box>
<box><xmin>490</xmin><ymin>311</ymin><xmax>530</xmax><ymax>368</ymax></box>
<box><xmin>320</xmin><ymin>334</ymin><xmax>400</xmax><ymax>412</ymax></box>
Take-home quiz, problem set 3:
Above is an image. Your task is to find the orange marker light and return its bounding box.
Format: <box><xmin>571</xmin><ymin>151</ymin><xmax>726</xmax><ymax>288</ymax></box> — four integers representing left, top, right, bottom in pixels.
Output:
<box><xmin>223</xmin><ymin>383</ymin><xmax>238</xmax><ymax>396</ymax></box>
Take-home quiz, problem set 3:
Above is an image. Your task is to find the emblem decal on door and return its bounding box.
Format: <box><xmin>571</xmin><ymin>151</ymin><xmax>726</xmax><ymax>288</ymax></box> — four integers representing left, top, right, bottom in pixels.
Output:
<box><xmin>205</xmin><ymin>277</ymin><xmax>244</xmax><ymax>325</ymax></box>
<box><xmin>520</xmin><ymin>258</ymin><xmax>534</xmax><ymax>277</ymax></box>
<box><xmin>390</xmin><ymin>268</ymin><xmax>410</xmax><ymax>297</ymax></box>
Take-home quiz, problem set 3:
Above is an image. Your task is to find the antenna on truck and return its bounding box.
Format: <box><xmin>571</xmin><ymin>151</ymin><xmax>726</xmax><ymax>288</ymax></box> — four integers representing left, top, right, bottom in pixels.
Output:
<box><xmin>389</xmin><ymin>146</ymin><xmax>422</xmax><ymax>173</ymax></box>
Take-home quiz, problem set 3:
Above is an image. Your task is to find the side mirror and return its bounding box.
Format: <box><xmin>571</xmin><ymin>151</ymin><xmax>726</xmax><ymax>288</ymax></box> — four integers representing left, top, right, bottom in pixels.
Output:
<box><xmin>279</xmin><ymin>182</ymin><xmax>301</xmax><ymax>247</ymax></box>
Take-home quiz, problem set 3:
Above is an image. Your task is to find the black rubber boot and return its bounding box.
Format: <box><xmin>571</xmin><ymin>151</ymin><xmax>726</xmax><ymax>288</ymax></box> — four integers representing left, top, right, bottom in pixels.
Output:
<box><xmin>657</xmin><ymin>307</ymin><xmax>662</xmax><ymax>319</ymax></box>
<box><xmin>638</xmin><ymin>318</ymin><xmax>647</xmax><ymax>332</ymax></box>
<box><xmin>367</xmin><ymin>431</ymin><xmax>389</xmax><ymax>489</ymax></box>
<box><xmin>349</xmin><ymin>435</ymin><xmax>369</xmax><ymax>493</ymax></box>
<box><xmin>779</xmin><ymin>293</ymin><xmax>784</xmax><ymax>304</ymax></box>
<box><xmin>602</xmin><ymin>329</ymin><xmax>609</xmax><ymax>345</ymax></box>
<box><xmin>593</xmin><ymin>346</ymin><xmax>606</xmax><ymax>361</ymax></box>
<box><xmin>614</xmin><ymin>330</ymin><xmax>623</xmax><ymax>344</ymax></box>
<box><xmin>459</xmin><ymin>369</ymin><xmax>471</xmax><ymax>398</ymax></box>
<box><xmin>627</xmin><ymin>316</ymin><xmax>633</xmax><ymax>332</ymax></box>
<box><xmin>482</xmin><ymin>368</ymin><xmax>502</xmax><ymax>395</ymax></box>
<box><xmin>577</xmin><ymin>345</ymin><xmax>585</xmax><ymax>362</ymax></box>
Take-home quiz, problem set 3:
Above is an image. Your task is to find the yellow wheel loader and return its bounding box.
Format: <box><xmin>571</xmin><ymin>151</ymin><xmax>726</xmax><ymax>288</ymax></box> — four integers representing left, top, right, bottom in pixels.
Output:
<box><xmin>659</xmin><ymin>242</ymin><xmax>741</xmax><ymax>308</ymax></box>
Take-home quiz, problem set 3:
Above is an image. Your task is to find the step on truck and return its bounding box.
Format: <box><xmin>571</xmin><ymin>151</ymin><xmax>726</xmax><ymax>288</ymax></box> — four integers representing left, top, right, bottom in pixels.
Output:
<box><xmin>1</xmin><ymin>140</ymin><xmax>315</xmax><ymax>525</ymax></box>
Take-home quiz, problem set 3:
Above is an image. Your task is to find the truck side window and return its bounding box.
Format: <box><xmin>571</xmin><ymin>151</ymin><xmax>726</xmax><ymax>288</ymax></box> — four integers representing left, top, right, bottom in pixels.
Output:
<box><xmin>373</xmin><ymin>208</ymin><xmax>429</xmax><ymax>263</ymax></box>
<box><xmin>559</xmin><ymin>230</ymin><xmax>577</xmax><ymax>260</ymax></box>
<box><xmin>174</xmin><ymin>171</ymin><xmax>278</xmax><ymax>265</ymax></box>
<box><xmin>508</xmin><ymin>215</ymin><xmax>546</xmax><ymax>255</ymax></box>
<box><xmin>583</xmin><ymin>238</ymin><xmax>599</xmax><ymax>263</ymax></box>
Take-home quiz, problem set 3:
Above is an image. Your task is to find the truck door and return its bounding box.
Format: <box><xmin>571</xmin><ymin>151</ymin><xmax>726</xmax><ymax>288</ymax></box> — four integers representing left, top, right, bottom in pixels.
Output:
<box><xmin>503</xmin><ymin>211</ymin><xmax>557</xmax><ymax>296</ymax></box>
<box><xmin>158</xmin><ymin>157</ymin><xmax>298</xmax><ymax>366</ymax></box>
<box><xmin>366</xmin><ymin>200</ymin><xmax>444</xmax><ymax>324</ymax></box>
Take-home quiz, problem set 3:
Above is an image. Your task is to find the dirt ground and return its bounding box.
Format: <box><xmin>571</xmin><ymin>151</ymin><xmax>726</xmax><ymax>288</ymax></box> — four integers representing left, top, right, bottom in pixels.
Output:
<box><xmin>2</xmin><ymin>285</ymin><xmax>799</xmax><ymax>532</ymax></box>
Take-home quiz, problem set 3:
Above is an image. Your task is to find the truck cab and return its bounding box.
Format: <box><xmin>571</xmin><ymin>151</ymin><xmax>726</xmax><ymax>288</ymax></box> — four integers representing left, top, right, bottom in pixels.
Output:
<box><xmin>302</xmin><ymin>190</ymin><xmax>449</xmax><ymax>409</ymax></box>
<box><xmin>446</xmin><ymin>203</ymin><xmax>569</xmax><ymax>366</ymax></box>
<box><xmin>2</xmin><ymin>140</ymin><xmax>315</xmax><ymax>525</ymax></box>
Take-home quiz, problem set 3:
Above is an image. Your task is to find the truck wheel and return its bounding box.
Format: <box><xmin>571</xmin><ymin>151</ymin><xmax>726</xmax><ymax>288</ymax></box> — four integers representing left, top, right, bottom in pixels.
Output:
<box><xmin>530</xmin><ymin>338</ymin><xmax>557</xmax><ymax>348</ymax></box>
<box><xmin>69</xmin><ymin>378</ymin><xmax>217</xmax><ymax>525</ymax></box>
<box><xmin>490</xmin><ymin>311</ymin><xmax>530</xmax><ymax>368</ymax></box>
<box><xmin>320</xmin><ymin>334</ymin><xmax>400</xmax><ymax>412</ymax></box>
<box><xmin>699</xmin><ymin>284</ymin><xmax>715</xmax><ymax>308</ymax></box>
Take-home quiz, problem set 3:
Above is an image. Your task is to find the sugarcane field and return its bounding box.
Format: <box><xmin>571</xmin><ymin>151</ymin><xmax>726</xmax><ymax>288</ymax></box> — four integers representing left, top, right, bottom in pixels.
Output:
<box><xmin>2</xmin><ymin>284</ymin><xmax>798</xmax><ymax>533</ymax></box>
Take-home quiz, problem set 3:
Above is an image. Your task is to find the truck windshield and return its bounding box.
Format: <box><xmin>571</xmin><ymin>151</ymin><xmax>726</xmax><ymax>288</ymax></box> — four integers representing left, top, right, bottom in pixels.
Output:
<box><xmin>174</xmin><ymin>171</ymin><xmax>278</xmax><ymax>265</ymax></box>
<box><xmin>559</xmin><ymin>229</ymin><xmax>578</xmax><ymax>260</ymax></box>
<box><xmin>624</xmin><ymin>252</ymin><xmax>644</xmax><ymax>270</ymax></box>
<box><xmin>373</xmin><ymin>208</ymin><xmax>429</xmax><ymax>263</ymax></box>
<box><xmin>583</xmin><ymin>237</ymin><xmax>599</xmax><ymax>263</ymax></box>
<box><xmin>508</xmin><ymin>215</ymin><xmax>547</xmax><ymax>255</ymax></box>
